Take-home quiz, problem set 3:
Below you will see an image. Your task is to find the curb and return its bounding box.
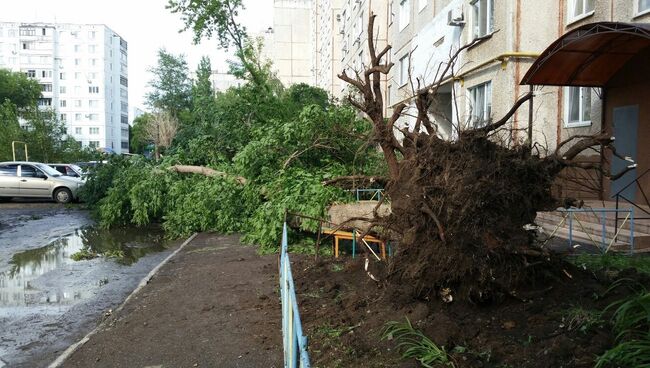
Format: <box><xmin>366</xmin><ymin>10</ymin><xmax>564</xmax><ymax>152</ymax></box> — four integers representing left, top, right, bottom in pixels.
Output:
<box><xmin>47</xmin><ymin>232</ymin><xmax>199</xmax><ymax>368</ymax></box>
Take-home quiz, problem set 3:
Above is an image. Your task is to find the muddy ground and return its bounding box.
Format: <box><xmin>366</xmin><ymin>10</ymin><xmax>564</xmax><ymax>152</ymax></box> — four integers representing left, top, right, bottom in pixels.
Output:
<box><xmin>293</xmin><ymin>254</ymin><xmax>645</xmax><ymax>368</ymax></box>
<box><xmin>62</xmin><ymin>233</ymin><xmax>282</xmax><ymax>368</ymax></box>
<box><xmin>0</xmin><ymin>203</ymin><xmax>179</xmax><ymax>368</ymax></box>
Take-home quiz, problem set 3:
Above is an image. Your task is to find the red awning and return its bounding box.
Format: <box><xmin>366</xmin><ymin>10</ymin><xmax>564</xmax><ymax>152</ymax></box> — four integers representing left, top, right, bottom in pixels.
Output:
<box><xmin>521</xmin><ymin>22</ymin><xmax>650</xmax><ymax>87</ymax></box>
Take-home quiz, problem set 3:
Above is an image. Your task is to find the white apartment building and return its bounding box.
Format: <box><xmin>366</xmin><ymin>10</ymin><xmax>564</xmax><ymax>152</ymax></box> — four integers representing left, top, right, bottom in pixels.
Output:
<box><xmin>272</xmin><ymin>0</ymin><xmax>314</xmax><ymax>86</ymax></box>
<box><xmin>311</xmin><ymin>0</ymin><xmax>342</xmax><ymax>97</ymax></box>
<box><xmin>338</xmin><ymin>0</ymin><xmax>389</xmax><ymax>110</ymax></box>
<box><xmin>0</xmin><ymin>22</ymin><xmax>129</xmax><ymax>153</ymax></box>
<box><xmin>210</xmin><ymin>70</ymin><xmax>244</xmax><ymax>93</ymax></box>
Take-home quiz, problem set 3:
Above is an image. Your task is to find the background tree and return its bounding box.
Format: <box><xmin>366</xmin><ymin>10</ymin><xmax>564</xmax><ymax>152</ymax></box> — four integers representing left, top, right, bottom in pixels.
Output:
<box><xmin>0</xmin><ymin>68</ymin><xmax>41</xmax><ymax>110</ymax></box>
<box><xmin>145</xmin><ymin>49</ymin><xmax>192</xmax><ymax>116</ymax></box>
<box><xmin>144</xmin><ymin>111</ymin><xmax>179</xmax><ymax>160</ymax></box>
<box><xmin>129</xmin><ymin>113</ymin><xmax>154</xmax><ymax>155</ymax></box>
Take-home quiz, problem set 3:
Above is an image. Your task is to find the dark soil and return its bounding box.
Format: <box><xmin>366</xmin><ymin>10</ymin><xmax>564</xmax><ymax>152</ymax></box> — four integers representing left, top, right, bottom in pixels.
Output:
<box><xmin>62</xmin><ymin>233</ymin><xmax>282</xmax><ymax>368</ymax></box>
<box><xmin>293</xmin><ymin>255</ymin><xmax>646</xmax><ymax>368</ymax></box>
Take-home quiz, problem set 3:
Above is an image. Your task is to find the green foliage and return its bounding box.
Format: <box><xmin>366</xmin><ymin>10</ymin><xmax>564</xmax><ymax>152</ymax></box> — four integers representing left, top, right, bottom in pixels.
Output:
<box><xmin>130</xmin><ymin>114</ymin><xmax>153</xmax><ymax>155</ymax></box>
<box><xmin>382</xmin><ymin>318</ymin><xmax>453</xmax><ymax>368</ymax></box>
<box><xmin>596</xmin><ymin>283</ymin><xmax>650</xmax><ymax>367</ymax></box>
<box><xmin>79</xmin><ymin>155</ymin><xmax>134</xmax><ymax>205</ymax></box>
<box><xmin>145</xmin><ymin>49</ymin><xmax>192</xmax><ymax>115</ymax></box>
<box><xmin>0</xmin><ymin>68</ymin><xmax>41</xmax><ymax>109</ymax></box>
<box><xmin>571</xmin><ymin>254</ymin><xmax>650</xmax><ymax>275</ymax></box>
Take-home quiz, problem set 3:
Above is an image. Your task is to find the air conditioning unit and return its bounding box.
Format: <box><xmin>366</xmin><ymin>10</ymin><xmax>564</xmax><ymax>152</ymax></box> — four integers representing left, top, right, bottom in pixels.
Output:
<box><xmin>447</xmin><ymin>9</ymin><xmax>465</xmax><ymax>26</ymax></box>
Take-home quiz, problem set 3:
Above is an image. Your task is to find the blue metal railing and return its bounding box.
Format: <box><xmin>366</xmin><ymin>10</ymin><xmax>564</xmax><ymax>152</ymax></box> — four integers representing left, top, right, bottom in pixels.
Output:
<box><xmin>553</xmin><ymin>208</ymin><xmax>635</xmax><ymax>253</ymax></box>
<box><xmin>351</xmin><ymin>188</ymin><xmax>384</xmax><ymax>201</ymax></box>
<box><xmin>280</xmin><ymin>222</ymin><xmax>311</xmax><ymax>368</ymax></box>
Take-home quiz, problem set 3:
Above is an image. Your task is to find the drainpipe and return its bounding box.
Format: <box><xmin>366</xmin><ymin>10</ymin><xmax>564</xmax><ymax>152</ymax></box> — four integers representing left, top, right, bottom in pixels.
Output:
<box><xmin>528</xmin><ymin>84</ymin><xmax>533</xmax><ymax>148</ymax></box>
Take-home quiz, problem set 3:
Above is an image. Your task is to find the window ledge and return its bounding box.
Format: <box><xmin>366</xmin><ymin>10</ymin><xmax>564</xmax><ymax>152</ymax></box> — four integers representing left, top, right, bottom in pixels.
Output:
<box><xmin>467</xmin><ymin>31</ymin><xmax>495</xmax><ymax>50</ymax></box>
<box><xmin>634</xmin><ymin>8</ymin><xmax>650</xmax><ymax>19</ymax></box>
<box><xmin>564</xmin><ymin>121</ymin><xmax>592</xmax><ymax>128</ymax></box>
<box><xmin>566</xmin><ymin>10</ymin><xmax>594</xmax><ymax>27</ymax></box>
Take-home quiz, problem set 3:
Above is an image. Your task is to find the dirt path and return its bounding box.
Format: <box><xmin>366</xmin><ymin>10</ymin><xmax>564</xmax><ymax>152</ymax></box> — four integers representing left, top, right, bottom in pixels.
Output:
<box><xmin>61</xmin><ymin>233</ymin><xmax>282</xmax><ymax>368</ymax></box>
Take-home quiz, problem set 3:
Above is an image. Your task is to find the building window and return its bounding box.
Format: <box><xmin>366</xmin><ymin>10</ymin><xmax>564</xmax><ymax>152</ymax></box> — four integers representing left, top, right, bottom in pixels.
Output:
<box><xmin>565</xmin><ymin>86</ymin><xmax>592</xmax><ymax>127</ymax></box>
<box><xmin>471</xmin><ymin>0</ymin><xmax>494</xmax><ymax>39</ymax></box>
<box><xmin>75</xmin><ymin>113</ymin><xmax>82</xmax><ymax>121</ymax></box>
<box><xmin>40</xmin><ymin>84</ymin><xmax>52</xmax><ymax>92</ymax></box>
<box><xmin>75</xmin><ymin>58</ymin><xmax>81</xmax><ymax>66</ymax></box>
<box><xmin>60</xmin><ymin>113</ymin><xmax>66</xmax><ymax>122</ymax></box>
<box><xmin>88</xmin><ymin>45</ymin><xmax>96</xmax><ymax>53</ymax></box>
<box><xmin>75</xmin><ymin>127</ymin><xmax>82</xmax><ymax>134</ymax></box>
<box><xmin>90</xmin><ymin>58</ymin><xmax>97</xmax><ymax>66</ymax></box>
<box><xmin>638</xmin><ymin>0</ymin><xmax>650</xmax><ymax>14</ymax></box>
<box><xmin>60</xmin><ymin>100</ymin><xmax>66</xmax><ymax>107</ymax></box>
<box><xmin>89</xmin><ymin>86</ymin><xmax>99</xmax><ymax>93</ymax></box>
<box><xmin>75</xmin><ymin>100</ymin><xmax>82</xmax><ymax>107</ymax></box>
<box><xmin>89</xmin><ymin>100</ymin><xmax>99</xmax><ymax>108</ymax></box>
<box><xmin>74</xmin><ymin>44</ymin><xmax>81</xmax><ymax>52</ymax></box>
<box><xmin>89</xmin><ymin>141</ymin><xmax>99</xmax><ymax>148</ymax></box>
<box><xmin>399</xmin><ymin>54</ymin><xmax>409</xmax><ymax>86</ymax></box>
<box><xmin>568</xmin><ymin>0</ymin><xmax>594</xmax><ymax>21</ymax></box>
<box><xmin>418</xmin><ymin>0</ymin><xmax>427</xmax><ymax>12</ymax></box>
<box><xmin>74</xmin><ymin>86</ymin><xmax>81</xmax><ymax>94</ymax></box>
<box><xmin>89</xmin><ymin>72</ymin><xmax>98</xmax><ymax>79</ymax></box>
<box><xmin>88</xmin><ymin>31</ymin><xmax>96</xmax><ymax>39</ymax></box>
<box><xmin>89</xmin><ymin>127</ymin><xmax>99</xmax><ymax>134</ymax></box>
<box><xmin>37</xmin><ymin>98</ymin><xmax>52</xmax><ymax>107</ymax></box>
<box><xmin>399</xmin><ymin>0</ymin><xmax>410</xmax><ymax>31</ymax></box>
<box><xmin>469</xmin><ymin>81</ymin><xmax>492</xmax><ymax>127</ymax></box>
<box><xmin>60</xmin><ymin>72</ymin><xmax>66</xmax><ymax>80</ymax></box>
<box><xmin>89</xmin><ymin>114</ymin><xmax>99</xmax><ymax>121</ymax></box>
<box><xmin>26</xmin><ymin>70</ymin><xmax>36</xmax><ymax>78</ymax></box>
<box><xmin>121</xmin><ymin>115</ymin><xmax>129</xmax><ymax>125</ymax></box>
<box><xmin>41</xmin><ymin>70</ymin><xmax>52</xmax><ymax>78</ymax></box>
<box><xmin>60</xmin><ymin>86</ymin><xmax>66</xmax><ymax>94</ymax></box>
<box><xmin>120</xmin><ymin>76</ymin><xmax>128</xmax><ymax>87</ymax></box>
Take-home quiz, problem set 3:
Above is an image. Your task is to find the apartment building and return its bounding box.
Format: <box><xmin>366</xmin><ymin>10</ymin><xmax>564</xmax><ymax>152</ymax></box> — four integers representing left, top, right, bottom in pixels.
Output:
<box><xmin>209</xmin><ymin>70</ymin><xmax>244</xmax><ymax>93</ymax></box>
<box><xmin>311</xmin><ymin>0</ymin><xmax>343</xmax><ymax>97</ymax></box>
<box><xmin>337</xmin><ymin>0</ymin><xmax>389</xmax><ymax>108</ymax></box>
<box><xmin>0</xmin><ymin>22</ymin><xmax>129</xmax><ymax>153</ymax></box>
<box><xmin>271</xmin><ymin>0</ymin><xmax>314</xmax><ymax>86</ymax></box>
<box><xmin>389</xmin><ymin>0</ymin><xmax>650</xmax><ymax>147</ymax></box>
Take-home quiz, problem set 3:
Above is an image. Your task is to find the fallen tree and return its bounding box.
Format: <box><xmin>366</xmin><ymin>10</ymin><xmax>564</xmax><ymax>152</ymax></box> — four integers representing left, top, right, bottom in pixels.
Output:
<box><xmin>332</xmin><ymin>13</ymin><xmax>634</xmax><ymax>302</ymax></box>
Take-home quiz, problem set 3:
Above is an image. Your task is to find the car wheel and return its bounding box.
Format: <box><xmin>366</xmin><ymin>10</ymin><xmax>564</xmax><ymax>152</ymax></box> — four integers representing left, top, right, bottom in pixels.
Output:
<box><xmin>54</xmin><ymin>188</ymin><xmax>73</xmax><ymax>204</ymax></box>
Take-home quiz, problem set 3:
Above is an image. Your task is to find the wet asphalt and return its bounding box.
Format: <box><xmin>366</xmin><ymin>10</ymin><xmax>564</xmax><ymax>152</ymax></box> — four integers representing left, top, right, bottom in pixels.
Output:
<box><xmin>0</xmin><ymin>202</ymin><xmax>177</xmax><ymax>368</ymax></box>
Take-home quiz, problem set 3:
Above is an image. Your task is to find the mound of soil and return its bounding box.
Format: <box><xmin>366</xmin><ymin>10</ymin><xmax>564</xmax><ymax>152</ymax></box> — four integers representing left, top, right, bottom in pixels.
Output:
<box><xmin>293</xmin><ymin>255</ymin><xmax>641</xmax><ymax>368</ymax></box>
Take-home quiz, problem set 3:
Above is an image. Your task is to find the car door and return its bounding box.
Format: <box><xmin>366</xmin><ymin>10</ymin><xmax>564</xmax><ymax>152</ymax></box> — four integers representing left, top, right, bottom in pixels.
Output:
<box><xmin>0</xmin><ymin>164</ymin><xmax>20</xmax><ymax>196</ymax></box>
<box><xmin>19</xmin><ymin>164</ymin><xmax>53</xmax><ymax>198</ymax></box>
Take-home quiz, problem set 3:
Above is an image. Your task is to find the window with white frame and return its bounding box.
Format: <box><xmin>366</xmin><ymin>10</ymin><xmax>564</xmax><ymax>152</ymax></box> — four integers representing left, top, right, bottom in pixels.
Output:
<box><xmin>399</xmin><ymin>54</ymin><xmax>409</xmax><ymax>86</ymax></box>
<box><xmin>469</xmin><ymin>81</ymin><xmax>492</xmax><ymax>127</ymax></box>
<box><xmin>568</xmin><ymin>0</ymin><xmax>594</xmax><ymax>21</ymax></box>
<box><xmin>565</xmin><ymin>86</ymin><xmax>592</xmax><ymax>127</ymax></box>
<box><xmin>75</xmin><ymin>113</ymin><xmax>82</xmax><ymax>121</ymax></box>
<box><xmin>638</xmin><ymin>0</ymin><xmax>650</xmax><ymax>14</ymax></box>
<box><xmin>418</xmin><ymin>0</ymin><xmax>427</xmax><ymax>12</ymax></box>
<box><xmin>88</xmin><ymin>45</ymin><xmax>96</xmax><ymax>53</ymax></box>
<box><xmin>471</xmin><ymin>0</ymin><xmax>494</xmax><ymax>39</ymax></box>
<box><xmin>89</xmin><ymin>100</ymin><xmax>99</xmax><ymax>108</ymax></box>
<box><xmin>89</xmin><ymin>114</ymin><xmax>99</xmax><ymax>121</ymax></box>
<box><xmin>89</xmin><ymin>86</ymin><xmax>99</xmax><ymax>93</ymax></box>
<box><xmin>60</xmin><ymin>86</ymin><xmax>66</xmax><ymax>94</ymax></box>
<box><xmin>60</xmin><ymin>100</ymin><xmax>66</xmax><ymax>107</ymax></box>
<box><xmin>89</xmin><ymin>141</ymin><xmax>99</xmax><ymax>148</ymax></box>
<box><xmin>399</xmin><ymin>0</ymin><xmax>410</xmax><ymax>31</ymax></box>
<box><xmin>74</xmin><ymin>100</ymin><xmax>82</xmax><ymax>107</ymax></box>
<box><xmin>60</xmin><ymin>113</ymin><xmax>66</xmax><ymax>122</ymax></box>
<box><xmin>89</xmin><ymin>127</ymin><xmax>99</xmax><ymax>134</ymax></box>
<box><xmin>75</xmin><ymin>127</ymin><xmax>82</xmax><ymax>134</ymax></box>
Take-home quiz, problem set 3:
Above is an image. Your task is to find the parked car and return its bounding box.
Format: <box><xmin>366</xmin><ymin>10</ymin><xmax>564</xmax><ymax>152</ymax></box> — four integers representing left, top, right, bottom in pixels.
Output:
<box><xmin>48</xmin><ymin>163</ymin><xmax>85</xmax><ymax>178</ymax></box>
<box><xmin>0</xmin><ymin>161</ymin><xmax>85</xmax><ymax>203</ymax></box>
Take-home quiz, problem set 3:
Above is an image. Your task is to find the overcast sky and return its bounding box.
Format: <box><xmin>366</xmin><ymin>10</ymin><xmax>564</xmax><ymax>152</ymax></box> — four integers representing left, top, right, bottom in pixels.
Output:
<box><xmin>1</xmin><ymin>0</ymin><xmax>273</xmax><ymax>111</ymax></box>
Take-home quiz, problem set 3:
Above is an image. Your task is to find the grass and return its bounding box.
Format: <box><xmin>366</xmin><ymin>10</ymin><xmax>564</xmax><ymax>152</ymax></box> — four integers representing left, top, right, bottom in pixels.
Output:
<box><xmin>382</xmin><ymin>318</ymin><xmax>453</xmax><ymax>368</ymax></box>
<box><xmin>570</xmin><ymin>253</ymin><xmax>650</xmax><ymax>275</ymax></box>
<box><xmin>595</xmin><ymin>282</ymin><xmax>650</xmax><ymax>367</ymax></box>
<box><xmin>70</xmin><ymin>249</ymin><xmax>98</xmax><ymax>261</ymax></box>
<box><xmin>562</xmin><ymin>306</ymin><xmax>604</xmax><ymax>334</ymax></box>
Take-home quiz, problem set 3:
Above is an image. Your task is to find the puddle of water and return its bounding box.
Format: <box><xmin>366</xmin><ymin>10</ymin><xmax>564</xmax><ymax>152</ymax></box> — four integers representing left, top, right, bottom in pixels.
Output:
<box><xmin>0</xmin><ymin>226</ymin><xmax>168</xmax><ymax>308</ymax></box>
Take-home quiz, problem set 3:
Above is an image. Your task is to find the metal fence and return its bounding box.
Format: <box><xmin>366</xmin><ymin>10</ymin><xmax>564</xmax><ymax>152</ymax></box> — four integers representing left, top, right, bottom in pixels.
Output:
<box><xmin>351</xmin><ymin>188</ymin><xmax>384</xmax><ymax>201</ymax></box>
<box><xmin>279</xmin><ymin>222</ymin><xmax>311</xmax><ymax>368</ymax></box>
<box><xmin>546</xmin><ymin>208</ymin><xmax>635</xmax><ymax>253</ymax></box>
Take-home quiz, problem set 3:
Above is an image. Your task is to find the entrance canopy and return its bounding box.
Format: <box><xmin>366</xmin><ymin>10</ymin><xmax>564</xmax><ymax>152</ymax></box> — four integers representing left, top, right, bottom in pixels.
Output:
<box><xmin>521</xmin><ymin>22</ymin><xmax>650</xmax><ymax>87</ymax></box>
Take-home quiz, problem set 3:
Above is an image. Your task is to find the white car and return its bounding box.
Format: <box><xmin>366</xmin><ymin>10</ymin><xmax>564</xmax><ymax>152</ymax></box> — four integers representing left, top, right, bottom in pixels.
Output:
<box><xmin>0</xmin><ymin>162</ymin><xmax>85</xmax><ymax>203</ymax></box>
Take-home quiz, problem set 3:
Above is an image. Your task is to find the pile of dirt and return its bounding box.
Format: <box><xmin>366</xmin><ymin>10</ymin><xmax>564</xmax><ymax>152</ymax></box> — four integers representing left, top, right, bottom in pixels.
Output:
<box><xmin>293</xmin><ymin>255</ymin><xmax>642</xmax><ymax>368</ymax></box>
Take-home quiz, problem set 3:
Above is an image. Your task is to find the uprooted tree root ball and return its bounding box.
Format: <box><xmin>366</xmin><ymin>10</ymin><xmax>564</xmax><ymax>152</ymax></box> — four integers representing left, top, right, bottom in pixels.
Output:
<box><xmin>331</xmin><ymin>13</ymin><xmax>634</xmax><ymax>302</ymax></box>
<box><xmin>384</xmin><ymin>133</ymin><xmax>567</xmax><ymax>301</ymax></box>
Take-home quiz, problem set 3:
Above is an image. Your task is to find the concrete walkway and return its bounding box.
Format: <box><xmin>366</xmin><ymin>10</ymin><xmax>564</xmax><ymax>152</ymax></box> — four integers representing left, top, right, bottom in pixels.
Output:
<box><xmin>59</xmin><ymin>233</ymin><xmax>282</xmax><ymax>368</ymax></box>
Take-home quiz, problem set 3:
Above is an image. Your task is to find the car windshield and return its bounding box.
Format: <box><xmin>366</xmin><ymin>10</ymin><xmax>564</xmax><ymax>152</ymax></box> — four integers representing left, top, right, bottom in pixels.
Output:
<box><xmin>70</xmin><ymin>164</ymin><xmax>84</xmax><ymax>175</ymax></box>
<box><xmin>35</xmin><ymin>163</ymin><xmax>62</xmax><ymax>177</ymax></box>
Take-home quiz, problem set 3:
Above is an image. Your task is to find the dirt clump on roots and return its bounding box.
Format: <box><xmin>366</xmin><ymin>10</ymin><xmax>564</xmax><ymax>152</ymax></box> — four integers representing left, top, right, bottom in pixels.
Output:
<box><xmin>293</xmin><ymin>255</ymin><xmax>644</xmax><ymax>368</ymax></box>
<box><xmin>382</xmin><ymin>134</ymin><xmax>565</xmax><ymax>302</ymax></box>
